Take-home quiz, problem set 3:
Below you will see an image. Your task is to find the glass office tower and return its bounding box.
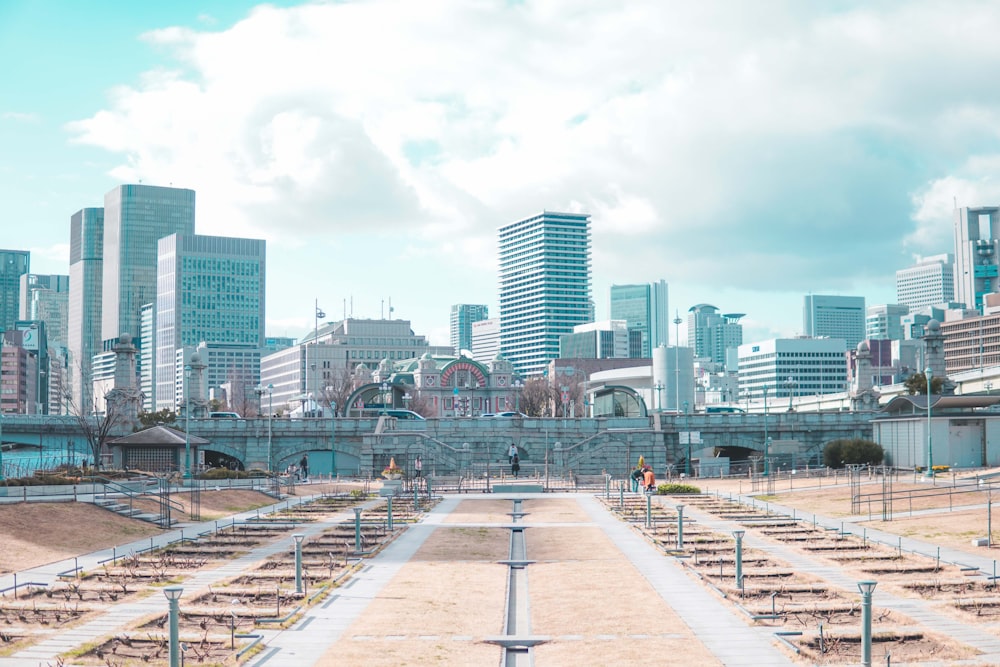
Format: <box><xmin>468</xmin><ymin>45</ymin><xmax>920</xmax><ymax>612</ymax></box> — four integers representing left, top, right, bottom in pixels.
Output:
<box><xmin>609</xmin><ymin>280</ymin><xmax>669</xmax><ymax>358</ymax></box>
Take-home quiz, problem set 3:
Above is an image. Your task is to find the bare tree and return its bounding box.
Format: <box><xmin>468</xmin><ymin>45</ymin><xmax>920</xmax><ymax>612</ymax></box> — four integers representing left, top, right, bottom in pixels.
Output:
<box><xmin>519</xmin><ymin>378</ymin><xmax>553</xmax><ymax>417</ymax></box>
<box><xmin>64</xmin><ymin>391</ymin><xmax>128</xmax><ymax>470</ymax></box>
<box><xmin>318</xmin><ymin>366</ymin><xmax>357</xmax><ymax>416</ymax></box>
<box><xmin>404</xmin><ymin>387</ymin><xmax>436</xmax><ymax>417</ymax></box>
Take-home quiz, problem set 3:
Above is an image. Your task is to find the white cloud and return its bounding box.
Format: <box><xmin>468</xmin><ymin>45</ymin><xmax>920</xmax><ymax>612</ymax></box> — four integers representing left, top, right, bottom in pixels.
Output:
<box><xmin>63</xmin><ymin>0</ymin><xmax>1000</xmax><ymax>340</ymax></box>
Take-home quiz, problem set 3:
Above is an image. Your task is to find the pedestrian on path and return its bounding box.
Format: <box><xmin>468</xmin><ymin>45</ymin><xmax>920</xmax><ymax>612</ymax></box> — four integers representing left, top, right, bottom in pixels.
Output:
<box><xmin>508</xmin><ymin>443</ymin><xmax>518</xmax><ymax>463</ymax></box>
<box><xmin>631</xmin><ymin>465</ymin><xmax>644</xmax><ymax>492</ymax></box>
<box><xmin>414</xmin><ymin>455</ymin><xmax>423</xmax><ymax>477</ymax></box>
<box><xmin>643</xmin><ymin>465</ymin><xmax>656</xmax><ymax>493</ymax></box>
<box><xmin>300</xmin><ymin>454</ymin><xmax>309</xmax><ymax>481</ymax></box>
<box><xmin>511</xmin><ymin>454</ymin><xmax>520</xmax><ymax>478</ymax></box>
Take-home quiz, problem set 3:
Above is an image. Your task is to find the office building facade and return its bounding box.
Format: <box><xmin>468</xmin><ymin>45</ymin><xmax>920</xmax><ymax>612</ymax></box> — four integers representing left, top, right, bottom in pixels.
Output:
<box><xmin>498</xmin><ymin>211</ymin><xmax>593</xmax><ymax>376</ymax></box>
<box><xmin>955</xmin><ymin>207</ymin><xmax>1000</xmax><ymax>313</ymax></box>
<box><xmin>803</xmin><ymin>294</ymin><xmax>866</xmax><ymax>350</ymax></box>
<box><xmin>155</xmin><ymin>234</ymin><xmax>265</xmax><ymax>410</ymax></box>
<box><xmin>559</xmin><ymin>320</ymin><xmax>639</xmax><ymax>359</ymax></box>
<box><xmin>67</xmin><ymin>208</ymin><xmax>104</xmax><ymax>414</ymax></box>
<box><xmin>609</xmin><ymin>279</ymin><xmax>669</xmax><ymax>357</ymax></box>
<box><xmin>450</xmin><ymin>304</ymin><xmax>488</xmax><ymax>354</ymax></box>
<box><xmin>865</xmin><ymin>304</ymin><xmax>909</xmax><ymax>341</ymax></box>
<box><xmin>687</xmin><ymin>304</ymin><xmax>744</xmax><ymax>368</ymax></box>
<box><xmin>101</xmin><ymin>184</ymin><xmax>195</xmax><ymax>348</ymax></box>
<box><xmin>0</xmin><ymin>249</ymin><xmax>30</xmax><ymax>332</ymax></box>
<box><xmin>471</xmin><ymin>318</ymin><xmax>501</xmax><ymax>365</ymax></box>
<box><xmin>896</xmin><ymin>254</ymin><xmax>955</xmax><ymax>310</ymax></box>
<box><xmin>737</xmin><ymin>337</ymin><xmax>849</xmax><ymax>400</ymax></box>
<box><xmin>19</xmin><ymin>274</ymin><xmax>70</xmax><ymax>343</ymax></box>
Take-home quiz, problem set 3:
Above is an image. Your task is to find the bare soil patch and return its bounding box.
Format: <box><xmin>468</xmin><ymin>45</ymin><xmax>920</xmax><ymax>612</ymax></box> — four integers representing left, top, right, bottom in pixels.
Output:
<box><xmin>0</xmin><ymin>503</ymin><xmax>161</xmax><ymax>575</ymax></box>
<box><xmin>320</xmin><ymin>561</ymin><xmax>507</xmax><ymax>663</ymax></box>
<box><xmin>444</xmin><ymin>499</ymin><xmax>517</xmax><ymax>524</ymax></box>
<box><xmin>858</xmin><ymin>509</ymin><xmax>999</xmax><ymax>560</ymax></box>
<box><xmin>132</xmin><ymin>489</ymin><xmax>278</xmax><ymax>520</ymax></box>
<box><xmin>412</xmin><ymin>528</ymin><xmax>510</xmax><ymax>562</ymax></box>
<box><xmin>519</xmin><ymin>498</ymin><xmax>589</xmax><ymax>523</ymax></box>
<box><xmin>528</xmin><ymin>526</ymin><xmax>619</xmax><ymax>562</ymax></box>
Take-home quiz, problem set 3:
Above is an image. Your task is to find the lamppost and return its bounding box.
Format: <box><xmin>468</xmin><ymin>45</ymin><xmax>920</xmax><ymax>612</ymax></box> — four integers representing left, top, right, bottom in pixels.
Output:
<box><xmin>293</xmin><ymin>534</ymin><xmax>305</xmax><ymax>594</ymax></box>
<box><xmin>683</xmin><ymin>400</ymin><xmax>691</xmax><ymax>476</ymax></box>
<box><xmin>164</xmin><ymin>586</ymin><xmax>184</xmax><ymax>667</ymax></box>
<box><xmin>381</xmin><ymin>381</ymin><xmax>390</xmax><ymax>416</ymax></box>
<box><xmin>256</xmin><ymin>383</ymin><xmax>273</xmax><ymax>472</ymax></box>
<box><xmin>762</xmin><ymin>385</ymin><xmax>770</xmax><ymax>476</ymax></box>
<box><xmin>733</xmin><ymin>530</ymin><xmax>745</xmax><ymax>591</ymax></box>
<box><xmin>402</xmin><ymin>393</ymin><xmax>411</xmax><ymax>411</ymax></box>
<box><xmin>653</xmin><ymin>381</ymin><xmax>664</xmax><ymax>412</ymax></box>
<box><xmin>858</xmin><ymin>580</ymin><xmax>878</xmax><ymax>667</ymax></box>
<box><xmin>786</xmin><ymin>375</ymin><xmax>796</xmax><ymax>412</ymax></box>
<box><xmin>329</xmin><ymin>396</ymin><xmax>337</xmax><ymax>479</ymax></box>
<box><xmin>183</xmin><ymin>363</ymin><xmax>192</xmax><ymax>479</ymax></box>
<box><xmin>513</xmin><ymin>378</ymin><xmax>523</xmax><ymax>413</ymax></box>
<box><xmin>0</xmin><ymin>332</ymin><xmax>5</xmax><ymax>479</ymax></box>
<box><xmin>925</xmin><ymin>367</ymin><xmax>934</xmax><ymax>479</ymax></box>
<box><xmin>674</xmin><ymin>310</ymin><xmax>682</xmax><ymax>413</ymax></box>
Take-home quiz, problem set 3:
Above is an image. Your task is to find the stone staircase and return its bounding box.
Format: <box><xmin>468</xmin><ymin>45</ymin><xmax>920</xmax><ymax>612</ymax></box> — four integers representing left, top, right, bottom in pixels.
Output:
<box><xmin>92</xmin><ymin>494</ymin><xmax>175</xmax><ymax>526</ymax></box>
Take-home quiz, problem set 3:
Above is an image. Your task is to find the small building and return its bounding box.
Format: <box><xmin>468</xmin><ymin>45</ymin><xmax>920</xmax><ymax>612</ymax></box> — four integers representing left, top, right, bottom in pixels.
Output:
<box><xmin>108</xmin><ymin>425</ymin><xmax>209</xmax><ymax>474</ymax></box>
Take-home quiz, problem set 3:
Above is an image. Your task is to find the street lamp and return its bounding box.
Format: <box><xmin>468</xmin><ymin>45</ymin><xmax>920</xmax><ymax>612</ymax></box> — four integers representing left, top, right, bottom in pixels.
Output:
<box><xmin>674</xmin><ymin>310</ymin><xmax>682</xmax><ymax>413</ymax></box>
<box><xmin>293</xmin><ymin>534</ymin><xmax>305</xmax><ymax>594</ymax></box>
<box><xmin>183</xmin><ymin>362</ymin><xmax>196</xmax><ymax>479</ymax></box>
<box><xmin>762</xmin><ymin>385</ymin><xmax>770</xmax><ymax>476</ymax></box>
<box><xmin>733</xmin><ymin>530</ymin><xmax>745</xmax><ymax>591</ymax></box>
<box><xmin>380</xmin><ymin>381</ymin><xmax>390</xmax><ymax>416</ymax></box>
<box><xmin>512</xmin><ymin>378</ymin><xmax>523</xmax><ymax>413</ymax></box>
<box><xmin>683</xmin><ymin>400</ymin><xmax>691</xmax><ymax>476</ymax></box>
<box><xmin>256</xmin><ymin>383</ymin><xmax>273</xmax><ymax>472</ymax></box>
<box><xmin>329</xmin><ymin>396</ymin><xmax>337</xmax><ymax>480</ymax></box>
<box><xmin>164</xmin><ymin>586</ymin><xmax>184</xmax><ymax>667</ymax></box>
<box><xmin>402</xmin><ymin>393</ymin><xmax>411</xmax><ymax>411</ymax></box>
<box><xmin>858</xmin><ymin>580</ymin><xmax>878</xmax><ymax>667</ymax></box>
<box><xmin>786</xmin><ymin>375</ymin><xmax>796</xmax><ymax>412</ymax></box>
<box><xmin>924</xmin><ymin>367</ymin><xmax>934</xmax><ymax>479</ymax></box>
<box><xmin>653</xmin><ymin>381</ymin><xmax>664</xmax><ymax>412</ymax></box>
<box><xmin>0</xmin><ymin>332</ymin><xmax>5</xmax><ymax>479</ymax></box>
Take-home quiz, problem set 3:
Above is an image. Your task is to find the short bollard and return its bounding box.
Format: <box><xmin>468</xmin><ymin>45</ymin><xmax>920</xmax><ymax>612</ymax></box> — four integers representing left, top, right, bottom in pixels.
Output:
<box><xmin>645</xmin><ymin>492</ymin><xmax>652</xmax><ymax>528</ymax></box>
<box><xmin>676</xmin><ymin>504</ymin><xmax>685</xmax><ymax>549</ymax></box>
<box><xmin>426</xmin><ymin>477</ymin><xmax>433</xmax><ymax>498</ymax></box>
<box><xmin>164</xmin><ymin>586</ymin><xmax>183</xmax><ymax>667</ymax></box>
<box><xmin>605</xmin><ymin>475</ymin><xmax>611</xmax><ymax>499</ymax></box>
<box><xmin>619</xmin><ymin>485</ymin><xmax>624</xmax><ymax>508</ymax></box>
<box><xmin>413</xmin><ymin>484</ymin><xmax>420</xmax><ymax>511</ymax></box>
<box><xmin>353</xmin><ymin>507</ymin><xmax>363</xmax><ymax>551</ymax></box>
<box><xmin>387</xmin><ymin>496</ymin><xmax>394</xmax><ymax>531</ymax></box>
<box><xmin>293</xmin><ymin>534</ymin><xmax>305</xmax><ymax>595</ymax></box>
<box><xmin>733</xmin><ymin>530</ymin><xmax>745</xmax><ymax>591</ymax></box>
<box><xmin>858</xmin><ymin>580</ymin><xmax>877</xmax><ymax>667</ymax></box>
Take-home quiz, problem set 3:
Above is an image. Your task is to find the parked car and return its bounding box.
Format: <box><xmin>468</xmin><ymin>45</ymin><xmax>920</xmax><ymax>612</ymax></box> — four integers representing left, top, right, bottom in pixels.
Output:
<box><xmin>480</xmin><ymin>413</ymin><xmax>496</xmax><ymax>418</ymax></box>
<box><xmin>209</xmin><ymin>411</ymin><xmax>242</xmax><ymax>419</ymax></box>
<box><xmin>496</xmin><ymin>411</ymin><xmax>528</xmax><ymax>418</ymax></box>
<box><xmin>384</xmin><ymin>409</ymin><xmax>426</xmax><ymax>420</ymax></box>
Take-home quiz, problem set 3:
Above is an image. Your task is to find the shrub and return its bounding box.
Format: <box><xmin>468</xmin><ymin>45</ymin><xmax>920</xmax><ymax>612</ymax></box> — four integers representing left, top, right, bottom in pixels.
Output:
<box><xmin>656</xmin><ymin>483</ymin><xmax>701</xmax><ymax>494</ymax></box>
<box><xmin>349</xmin><ymin>489</ymin><xmax>367</xmax><ymax>499</ymax></box>
<box><xmin>822</xmin><ymin>438</ymin><xmax>884</xmax><ymax>468</ymax></box>
<box><xmin>199</xmin><ymin>468</ymin><xmax>252</xmax><ymax>480</ymax></box>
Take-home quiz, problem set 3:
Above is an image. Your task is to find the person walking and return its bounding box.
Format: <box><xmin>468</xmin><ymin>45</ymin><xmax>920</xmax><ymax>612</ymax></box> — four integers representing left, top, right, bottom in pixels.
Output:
<box><xmin>508</xmin><ymin>443</ymin><xmax>518</xmax><ymax>464</ymax></box>
<box><xmin>511</xmin><ymin>454</ymin><xmax>520</xmax><ymax>478</ymax></box>
<box><xmin>299</xmin><ymin>454</ymin><xmax>309</xmax><ymax>482</ymax></box>
<box><xmin>643</xmin><ymin>465</ymin><xmax>656</xmax><ymax>493</ymax></box>
<box><xmin>414</xmin><ymin>455</ymin><xmax>423</xmax><ymax>477</ymax></box>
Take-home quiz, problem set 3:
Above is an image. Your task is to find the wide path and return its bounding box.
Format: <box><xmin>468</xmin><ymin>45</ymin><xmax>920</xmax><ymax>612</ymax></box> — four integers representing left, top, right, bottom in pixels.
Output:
<box><xmin>251</xmin><ymin>493</ymin><xmax>795</xmax><ymax>667</ymax></box>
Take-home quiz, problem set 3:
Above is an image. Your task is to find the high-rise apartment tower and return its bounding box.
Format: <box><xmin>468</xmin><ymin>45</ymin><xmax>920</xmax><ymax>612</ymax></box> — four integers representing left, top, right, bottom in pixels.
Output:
<box><xmin>609</xmin><ymin>280</ymin><xmax>669</xmax><ymax>357</ymax></box>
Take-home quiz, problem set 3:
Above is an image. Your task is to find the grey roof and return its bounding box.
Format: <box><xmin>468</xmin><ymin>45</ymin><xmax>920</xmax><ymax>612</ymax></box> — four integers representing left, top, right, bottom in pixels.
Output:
<box><xmin>109</xmin><ymin>425</ymin><xmax>210</xmax><ymax>446</ymax></box>
<box><xmin>881</xmin><ymin>394</ymin><xmax>1000</xmax><ymax>415</ymax></box>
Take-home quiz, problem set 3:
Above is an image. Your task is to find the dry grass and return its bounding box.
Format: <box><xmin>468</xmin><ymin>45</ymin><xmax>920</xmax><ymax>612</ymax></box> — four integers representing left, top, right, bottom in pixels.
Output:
<box><xmin>444</xmin><ymin>499</ymin><xmax>518</xmax><ymax>524</ymax></box>
<box><xmin>0</xmin><ymin>502</ymin><xmax>161</xmax><ymax>574</ymax></box>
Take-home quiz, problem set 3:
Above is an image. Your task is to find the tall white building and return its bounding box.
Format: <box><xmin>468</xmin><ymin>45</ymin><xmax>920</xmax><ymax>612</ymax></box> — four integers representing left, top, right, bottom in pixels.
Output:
<box><xmin>67</xmin><ymin>207</ymin><xmax>104</xmax><ymax>414</ymax></box>
<box><xmin>558</xmin><ymin>320</ymin><xmax>638</xmax><ymax>359</ymax></box>
<box><xmin>498</xmin><ymin>211</ymin><xmax>593</xmax><ymax>376</ymax></box>
<box><xmin>737</xmin><ymin>337</ymin><xmax>848</xmax><ymax>400</ymax></box>
<box><xmin>865</xmin><ymin>304</ymin><xmax>909</xmax><ymax>341</ymax></box>
<box><xmin>802</xmin><ymin>294</ymin><xmax>865</xmax><ymax>350</ymax></box>
<box><xmin>896</xmin><ymin>254</ymin><xmax>955</xmax><ymax>310</ymax></box>
<box><xmin>471</xmin><ymin>318</ymin><xmax>500</xmax><ymax>365</ymax></box>
<box><xmin>954</xmin><ymin>207</ymin><xmax>1000</xmax><ymax>313</ymax></box>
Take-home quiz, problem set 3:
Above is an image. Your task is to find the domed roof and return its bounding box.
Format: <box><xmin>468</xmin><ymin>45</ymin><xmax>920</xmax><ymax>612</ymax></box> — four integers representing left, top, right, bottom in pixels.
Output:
<box><xmin>190</xmin><ymin>352</ymin><xmax>201</xmax><ymax>364</ymax></box>
<box><xmin>119</xmin><ymin>333</ymin><xmax>132</xmax><ymax>345</ymax></box>
<box><xmin>927</xmin><ymin>318</ymin><xmax>941</xmax><ymax>332</ymax></box>
<box><xmin>857</xmin><ymin>340</ymin><xmax>869</xmax><ymax>352</ymax></box>
<box><xmin>422</xmin><ymin>352</ymin><xmax>432</xmax><ymax>360</ymax></box>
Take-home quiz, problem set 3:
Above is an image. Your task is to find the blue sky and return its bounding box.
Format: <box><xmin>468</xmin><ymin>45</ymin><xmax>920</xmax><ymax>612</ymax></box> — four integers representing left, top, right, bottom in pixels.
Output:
<box><xmin>4</xmin><ymin>0</ymin><xmax>1000</xmax><ymax>347</ymax></box>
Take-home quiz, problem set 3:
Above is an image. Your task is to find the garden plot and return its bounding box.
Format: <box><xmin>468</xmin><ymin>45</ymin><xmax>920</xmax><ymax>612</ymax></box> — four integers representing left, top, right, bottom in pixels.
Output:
<box><xmin>70</xmin><ymin>634</ymin><xmax>236</xmax><ymax>666</ymax></box>
<box><xmin>791</xmin><ymin>629</ymin><xmax>973</xmax><ymax>664</ymax></box>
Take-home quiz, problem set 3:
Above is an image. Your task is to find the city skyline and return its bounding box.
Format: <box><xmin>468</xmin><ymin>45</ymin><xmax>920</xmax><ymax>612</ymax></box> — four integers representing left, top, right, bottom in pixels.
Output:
<box><xmin>5</xmin><ymin>1</ymin><xmax>1000</xmax><ymax>347</ymax></box>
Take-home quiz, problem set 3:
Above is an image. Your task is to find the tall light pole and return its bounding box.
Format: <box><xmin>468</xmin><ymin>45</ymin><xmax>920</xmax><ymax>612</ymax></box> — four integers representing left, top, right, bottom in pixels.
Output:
<box><xmin>164</xmin><ymin>586</ymin><xmax>184</xmax><ymax>667</ymax></box>
<box><xmin>381</xmin><ymin>381</ymin><xmax>390</xmax><ymax>416</ymax></box>
<box><xmin>762</xmin><ymin>385</ymin><xmax>770</xmax><ymax>476</ymax></box>
<box><xmin>256</xmin><ymin>383</ymin><xmax>273</xmax><ymax>472</ymax></box>
<box><xmin>925</xmin><ymin>367</ymin><xmax>934</xmax><ymax>479</ymax></box>
<box><xmin>786</xmin><ymin>375</ymin><xmax>796</xmax><ymax>412</ymax></box>
<box><xmin>513</xmin><ymin>378</ymin><xmax>523</xmax><ymax>413</ymax></box>
<box><xmin>0</xmin><ymin>332</ymin><xmax>5</xmax><ymax>479</ymax></box>
<box><xmin>673</xmin><ymin>310</ymin><xmax>682</xmax><ymax>413</ymax></box>
<box><xmin>653</xmin><ymin>381</ymin><xmax>664</xmax><ymax>412</ymax></box>
<box><xmin>683</xmin><ymin>400</ymin><xmax>691</xmax><ymax>475</ymax></box>
<box><xmin>312</xmin><ymin>301</ymin><xmax>325</xmax><ymax>414</ymax></box>
<box><xmin>183</xmin><ymin>364</ymin><xmax>192</xmax><ymax>479</ymax></box>
<box><xmin>328</xmin><ymin>393</ymin><xmax>337</xmax><ymax>479</ymax></box>
<box><xmin>858</xmin><ymin>580</ymin><xmax>878</xmax><ymax>667</ymax></box>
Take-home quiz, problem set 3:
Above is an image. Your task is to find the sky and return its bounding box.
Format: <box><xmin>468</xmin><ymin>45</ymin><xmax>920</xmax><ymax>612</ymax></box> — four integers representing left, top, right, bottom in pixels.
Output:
<box><xmin>4</xmin><ymin>0</ymin><xmax>1000</xmax><ymax>347</ymax></box>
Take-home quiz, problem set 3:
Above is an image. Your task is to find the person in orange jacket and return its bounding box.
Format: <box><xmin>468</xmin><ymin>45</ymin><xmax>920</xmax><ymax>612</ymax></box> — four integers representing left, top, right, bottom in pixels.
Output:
<box><xmin>643</xmin><ymin>465</ymin><xmax>656</xmax><ymax>492</ymax></box>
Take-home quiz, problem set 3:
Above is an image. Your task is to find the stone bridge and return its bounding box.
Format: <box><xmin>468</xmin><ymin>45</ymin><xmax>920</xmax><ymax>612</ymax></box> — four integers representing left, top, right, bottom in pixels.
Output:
<box><xmin>0</xmin><ymin>411</ymin><xmax>876</xmax><ymax>477</ymax></box>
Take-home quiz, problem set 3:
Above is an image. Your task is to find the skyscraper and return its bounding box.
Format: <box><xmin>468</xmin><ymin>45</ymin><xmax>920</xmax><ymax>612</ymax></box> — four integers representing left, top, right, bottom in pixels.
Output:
<box><xmin>803</xmin><ymin>295</ymin><xmax>866</xmax><ymax>350</ymax></box>
<box><xmin>954</xmin><ymin>207</ymin><xmax>1000</xmax><ymax>313</ymax></box>
<box><xmin>101</xmin><ymin>184</ymin><xmax>195</xmax><ymax>347</ymax></box>
<box><xmin>609</xmin><ymin>280</ymin><xmax>669</xmax><ymax>357</ymax></box>
<box><xmin>896</xmin><ymin>254</ymin><xmax>955</xmax><ymax>310</ymax></box>
<box><xmin>687</xmin><ymin>304</ymin><xmax>744</xmax><ymax>367</ymax></box>
<box><xmin>19</xmin><ymin>274</ymin><xmax>70</xmax><ymax>344</ymax></box>
<box><xmin>450</xmin><ymin>304</ymin><xmax>488</xmax><ymax>354</ymax></box>
<box><xmin>865</xmin><ymin>304</ymin><xmax>909</xmax><ymax>341</ymax></box>
<box><xmin>498</xmin><ymin>211</ymin><xmax>592</xmax><ymax>376</ymax></box>
<box><xmin>0</xmin><ymin>249</ymin><xmax>30</xmax><ymax>332</ymax></box>
<box><xmin>155</xmin><ymin>234</ymin><xmax>265</xmax><ymax>410</ymax></box>
<box><xmin>67</xmin><ymin>207</ymin><xmax>104</xmax><ymax>413</ymax></box>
